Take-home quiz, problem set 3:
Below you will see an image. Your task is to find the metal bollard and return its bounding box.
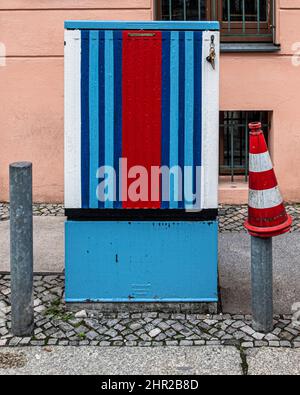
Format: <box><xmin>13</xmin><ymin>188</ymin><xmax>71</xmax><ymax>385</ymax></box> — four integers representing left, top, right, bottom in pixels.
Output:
<box><xmin>245</xmin><ymin>122</ymin><xmax>292</xmax><ymax>333</ymax></box>
<box><xmin>251</xmin><ymin>236</ymin><xmax>273</xmax><ymax>333</ymax></box>
<box><xmin>10</xmin><ymin>162</ymin><xmax>34</xmax><ymax>336</ymax></box>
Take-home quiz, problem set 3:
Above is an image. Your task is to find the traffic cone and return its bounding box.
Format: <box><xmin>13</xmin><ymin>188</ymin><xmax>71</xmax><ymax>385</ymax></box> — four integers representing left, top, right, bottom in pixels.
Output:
<box><xmin>244</xmin><ymin>122</ymin><xmax>292</xmax><ymax>238</ymax></box>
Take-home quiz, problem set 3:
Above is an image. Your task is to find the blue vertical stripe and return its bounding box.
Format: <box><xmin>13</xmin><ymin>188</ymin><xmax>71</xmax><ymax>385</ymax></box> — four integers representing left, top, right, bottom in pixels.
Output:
<box><xmin>89</xmin><ymin>31</ymin><xmax>99</xmax><ymax>208</ymax></box>
<box><xmin>81</xmin><ymin>30</ymin><xmax>90</xmax><ymax>208</ymax></box>
<box><xmin>114</xmin><ymin>31</ymin><xmax>123</xmax><ymax>209</ymax></box>
<box><xmin>169</xmin><ymin>31</ymin><xmax>180</xmax><ymax>209</ymax></box>
<box><xmin>178</xmin><ymin>32</ymin><xmax>186</xmax><ymax>209</ymax></box>
<box><xmin>184</xmin><ymin>31</ymin><xmax>195</xmax><ymax>209</ymax></box>
<box><xmin>104</xmin><ymin>31</ymin><xmax>115</xmax><ymax>208</ymax></box>
<box><xmin>80</xmin><ymin>28</ymin><xmax>203</xmax><ymax>211</ymax></box>
<box><xmin>161</xmin><ymin>31</ymin><xmax>171</xmax><ymax>209</ymax></box>
<box><xmin>194</xmin><ymin>32</ymin><xmax>203</xmax><ymax>209</ymax></box>
<box><xmin>98</xmin><ymin>31</ymin><xmax>105</xmax><ymax>209</ymax></box>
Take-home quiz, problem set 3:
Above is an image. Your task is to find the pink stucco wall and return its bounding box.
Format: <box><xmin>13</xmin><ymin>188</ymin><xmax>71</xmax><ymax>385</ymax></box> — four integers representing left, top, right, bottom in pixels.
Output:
<box><xmin>220</xmin><ymin>0</ymin><xmax>300</xmax><ymax>203</ymax></box>
<box><xmin>0</xmin><ymin>0</ymin><xmax>299</xmax><ymax>203</ymax></box>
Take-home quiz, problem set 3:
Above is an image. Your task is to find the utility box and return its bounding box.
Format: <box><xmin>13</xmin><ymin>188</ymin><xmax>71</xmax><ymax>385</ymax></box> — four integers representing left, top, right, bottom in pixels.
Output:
<box><xmin>64</xmin><ymin>21</ymin><xmax>220</xmax><ymax>304</ymax></box>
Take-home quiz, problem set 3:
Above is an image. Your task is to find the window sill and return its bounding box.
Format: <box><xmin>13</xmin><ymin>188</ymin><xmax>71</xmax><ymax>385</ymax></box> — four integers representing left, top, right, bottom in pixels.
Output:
<box><xmin>219</xmin><ymin>176</ymin><xmax>248</xmax><ymax>204</ymax></box>
<box><xmin>220</xmin><ymin>43</ymin><xmax>281</xmax><ymax>53</ymax></box>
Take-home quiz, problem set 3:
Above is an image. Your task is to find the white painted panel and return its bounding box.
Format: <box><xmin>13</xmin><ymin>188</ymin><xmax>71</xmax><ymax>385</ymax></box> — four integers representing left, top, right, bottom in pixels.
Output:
<box><xmin>64</xmin><ymin>29</ymin><xmax>82</xmax><ymax>209</ymax></box>
<box><xmin>202</xmin><ymin>31</ymin><xmax>220</xmax><ymax>209</ymax></box>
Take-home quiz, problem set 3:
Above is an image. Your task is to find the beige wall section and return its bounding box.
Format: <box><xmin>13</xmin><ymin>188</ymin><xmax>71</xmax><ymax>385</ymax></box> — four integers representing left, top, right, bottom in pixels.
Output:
<box><xmin>0</xmin><ymin>0</ymin><xmax>151</xmax><ymax>8</ymax></box>
<box><xmin>0</xmin><ymin>10</ymin><xmax>152</xmax><ymax>56</ymax></box>
<box><xmin>1</xmin><ymin>58</ymin><xmax>64</xmax><ymax>202</ymax></box>
<box><xmin>220</xmin><ymin>54</ymin><xmax>300</xmax><ymax>203</ymax></box>
<box><xmin>0</xmin><ymin>0</ymin><xmax>152</xmax><ymax>202</ymax></box>
<box><xmin>1</xmin><ymin>0</ymin><xmax>300</xmax><ymax>203</ymax></box>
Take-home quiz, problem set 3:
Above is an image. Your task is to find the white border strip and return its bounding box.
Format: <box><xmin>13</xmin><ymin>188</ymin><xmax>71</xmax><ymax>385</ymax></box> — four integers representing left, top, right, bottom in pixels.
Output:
<box><xmin>249</xmin><ymin>152</ymin><xmax>273</xmax><ymax>173</ymax></box>
<box><xmin>249</xmin><ymin>186</ymin><xmax>283</xmax><ymax>209</ymax></box>
<box><xmin>202</xmin><ymin>31</ymin><xmax>220</xmax><ymax>209</ymax></box>
<box><xmin>64</xmin><ymin>29</ymin><xmax>82</xmax><ymax>209</ymax></box>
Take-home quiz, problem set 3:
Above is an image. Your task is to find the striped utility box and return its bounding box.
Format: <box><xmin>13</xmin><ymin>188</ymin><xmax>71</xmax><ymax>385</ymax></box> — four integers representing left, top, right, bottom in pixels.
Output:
<box><xmin>64</xmin><ymin>21</ymin><xmax>220</xmax><ymax>304</ymax></box>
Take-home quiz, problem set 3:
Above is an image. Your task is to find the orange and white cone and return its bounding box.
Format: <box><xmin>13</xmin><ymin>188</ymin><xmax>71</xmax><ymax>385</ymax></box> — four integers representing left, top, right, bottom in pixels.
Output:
<box><xmin>244</xmin><ymin>122</ymin><xmax>292</xmax><ymax>238</ymax></box>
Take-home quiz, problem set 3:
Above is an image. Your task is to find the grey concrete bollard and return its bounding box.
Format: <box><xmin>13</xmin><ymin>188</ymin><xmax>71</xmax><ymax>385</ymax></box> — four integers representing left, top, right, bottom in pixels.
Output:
<box><xmin>251</xmin><ymin>236</ymin><xmax>274</xmax><ymax>333</ymax></box>
<box><xmin>10</xmin><ymin>162</ymin><xmax>34</xmax><ymax>336</ymax></box>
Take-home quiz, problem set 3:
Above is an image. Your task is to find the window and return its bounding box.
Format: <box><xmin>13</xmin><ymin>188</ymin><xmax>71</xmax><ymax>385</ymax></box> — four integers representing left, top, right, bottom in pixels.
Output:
<box><xmin>219</xmin><ymin>111</ymin><xmax>270</xmax><ymax>181</ymax></box>
<box><xmin>157</xmin><ymin>1</ymin><xmax>274</xmax><ymax>42</ymax></box>
<box><xmin>159</xmin><ymin>0</ymin><xmax>207</xmax><ymax>20</ymax></box>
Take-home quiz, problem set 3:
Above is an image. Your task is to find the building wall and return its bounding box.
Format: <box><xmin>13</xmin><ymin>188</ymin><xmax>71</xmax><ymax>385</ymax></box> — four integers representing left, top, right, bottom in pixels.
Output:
<box><xmin>0</xmin><ymin>0</ymin><xmax>299</xmax><ymax>204</ymax></box>
<box><xmin>0</xmin><ymin>0</ymin><xmax>153</xmax><ymax>202</ymax></box>
<box><xmin>219</xmin><ymin>0</ymin><xmax>300</xmax><ymax>203</ymax></box>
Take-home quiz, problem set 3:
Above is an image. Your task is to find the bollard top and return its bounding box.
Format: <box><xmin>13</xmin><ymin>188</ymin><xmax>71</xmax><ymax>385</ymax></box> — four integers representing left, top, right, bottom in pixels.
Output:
<box><xmin>249</xmin><ymin>122</ymin><xmax>262</xmax><ymax>131</ymax></box>
<box><xmin>249</xmin><ymin>122</ymin><xmax>263</xmax><ymax>136</ymax></box>
<box><xmin>10</xmin><ymin>162</ymin><xmax>32</xmax><ymax>169</ymax></box>
<box><xmin>249</xmin><ymin>122</ymin><xmax>262</xmax><ymax>132</ymax></box>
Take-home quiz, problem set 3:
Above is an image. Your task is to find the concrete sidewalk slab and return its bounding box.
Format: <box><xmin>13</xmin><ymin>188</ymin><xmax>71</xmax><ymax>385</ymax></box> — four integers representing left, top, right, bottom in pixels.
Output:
<box><xmin>219</xmin><ymin>232</ymin><xmax>300</xmax><ymax>315</ymax></box>
<box><xmin>247</xmin><ymin>348</ymin><xmax>300</xmax><ymax>375</ymax></box>
<box><xmin>0</xmin><ymin>217</ymin><xmax>65</xmax><ymax>273</ymax></box>
<box><xmin>0</xmin><ymin>346</ymin><xmax>242</xmax><ymax>375</ymax></box>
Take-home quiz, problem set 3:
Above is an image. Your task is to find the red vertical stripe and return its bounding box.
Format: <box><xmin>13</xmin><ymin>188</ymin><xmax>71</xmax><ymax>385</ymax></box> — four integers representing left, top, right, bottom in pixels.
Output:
<box><xmin>122</xmin><ymin>31</ymin><xmax>162</xmax><ymax>209</ymax></box>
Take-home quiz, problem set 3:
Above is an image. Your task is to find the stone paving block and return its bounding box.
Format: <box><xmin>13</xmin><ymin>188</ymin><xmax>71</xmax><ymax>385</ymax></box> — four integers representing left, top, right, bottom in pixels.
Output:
<box><xmin>124</xmin><ymin>341</ymin><xmax>137</xmax><ymax>347</ymax></box>
<box><xmin>207</xmin><ymin>340</ymin><xmax>221</xmax><ymax>346</ymax></box>
<box><xmin>231</xmin><ymin>321</ymin><xmax>245</xmax><ymax>329</ymax></box>
<box><xmin>280</xmin><ymin>341</ymin><xmax>292</xmax><ymax>348</ymax></box>
<box><xmin>100</xmin><ymin>341</ymin><xmax>110</xmax><ymax>347</ymax></box>
<box><xmin>165</xmin><ymin>340</ymin><xmax>179</xmax><ymax>346</ymax></box>
<box><xmin>105</xmin><ymin>329</ymin><xmax>118</xmax><ymax>338</ymax></box>
<box><xmin>252</xmin><ymin>332</ymin><xmax>265</xmax><ymax>341</ymax></box>
<box><xmin>241</xmin><ymin>326</ymin><xmax>255</xmax><ymax>336</ymax></box>
<box><xmin>86</xmin><ymin>331</ymin><xmax>98</xmax><ymax>341</ymax></box>
<box><xmin>30</xmin><ymin>340</ymin><xmax>45</xmax><ymax>346</ymax></box>
<box><xmin>58</xmin><ymin>340</ymin><xmax>69</xmax><ymax>346</ymax></box>
<box><xmin>47</xmin><ymin>339</ymin><xmax>58</xmax><ymax>346</ymax></box>
<box><xmin>269</xmin><ymin>341</ymin><xmax>280</xmax><ymax>348</ymax></box>
<box><xmin>179</xmin><ymin>340</ymin><xmax>194</xmax><ymax>346</ymax></box>
<box><xmin>265</xmin><ymin>333</ymin><xmax>279</xmax><ymax>341</ymax></box>
<box><xmin>149</xmin><ymin>328</ymin><xmax>161</xmax><ymax>338</ymax></box>
<box><xmin>280</xmin><ymin>331</ymin><xmax>294</xmax><ymax>341</ymax></box>
<box><xmin>241</xmin><ymin>342</ymin><xmax>254</xmax><ymax>348</ymax></box>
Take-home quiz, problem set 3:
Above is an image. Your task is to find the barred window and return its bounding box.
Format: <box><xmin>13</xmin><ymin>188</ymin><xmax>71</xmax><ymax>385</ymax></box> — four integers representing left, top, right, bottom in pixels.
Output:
<box><xmin>157</xmin><ymin>1</ymin><xmax>274</xmax><ymax>43</ymax></box>
<box><xmin>219</xmin><ymin>111</ymin><xmax>270</xmax><ymax>181</ymax></box>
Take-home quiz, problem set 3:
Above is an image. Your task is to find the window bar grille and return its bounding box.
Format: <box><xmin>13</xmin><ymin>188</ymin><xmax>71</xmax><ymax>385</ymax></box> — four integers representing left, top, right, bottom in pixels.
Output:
<box><xmin>272</xmin><ymin>0</ymin><xmax>276</xmax><ymax>42</ymax></box>
<box><xmin>257</xmin><ymin>0</ymin><xmax>261</xmax><ymax>34</ymax></box>
<box><xmin>227</xmin><ymin>0</ymin><xmax>231</xmax><ymax>32</ymax></box>
<box><xmin>169</xmin><ymin>0</ymin><xmax>172</xmax><ymax>21</ymax></box>
<box><xmin>230</xmin><ymin>119</ymin><xmax>234</xmax><ymax>182</ymax></box>
<box><xmin>242</xmin><ymin>0</ymin><xmax>246</xmax><ymax>33</ymax></box>
<box><xmin>212</xmin><ymin>0</ymin><xmax>217</xmax><ymax>20</ymax></box>
<box><xmin>183</xmin><ymin>0</ymin><xmax>187</xmax><ymax>20</ymax></box>
<box><xmin>245</xmin><ymin>112</ymin><xmax>249</xmax><ymax>182</ymax></box>
<box><xmin>161</xmin><ymin>0</ymin><xmax>273</xmax><ymax>39</ymax></box>
<box><xmin>220</xmin><ymin>112</ymin><xmax>269</xmax><ymax>182</ymax></box>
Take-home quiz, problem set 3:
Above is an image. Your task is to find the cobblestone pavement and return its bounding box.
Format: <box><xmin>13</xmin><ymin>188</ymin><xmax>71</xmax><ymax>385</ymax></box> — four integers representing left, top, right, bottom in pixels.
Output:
<box><xmin>1</xmin><ymin>202</ymin><xmax>300</xmax><ymax>232</ymax></box>
<box><xmin>0</xmin><ymin>275</ymin><xmax>299</xmax><ymax>349</ymax></box>
<box><xmin>0</xmin><ymin>203</ymin><xmax>64</xmax><ymax>221</ymax></box>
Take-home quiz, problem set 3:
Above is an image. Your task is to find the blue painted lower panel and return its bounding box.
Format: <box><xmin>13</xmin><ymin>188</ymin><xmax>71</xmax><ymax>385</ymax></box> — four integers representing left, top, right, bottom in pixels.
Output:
<box><xmin>65</xmin><ymin>221</ymin><xmax>218</xmax><ymax>302</ymax></box>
